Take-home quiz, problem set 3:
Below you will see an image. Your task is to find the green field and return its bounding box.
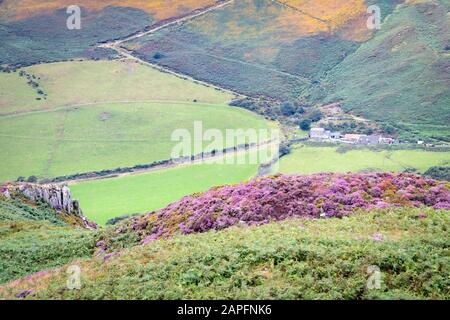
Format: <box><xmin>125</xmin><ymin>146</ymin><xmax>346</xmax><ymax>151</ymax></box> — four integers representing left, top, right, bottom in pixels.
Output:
<box><xmin>0</xmin><ymin>59</ymin><xmax>273</xmax><ymax>182</ymax></box>
<box><xmin>70</xmin><ymin>161</ymin><xmax>260</xmax><ymax>225</ymax></box>
<box><xmin>279</xmin><ymin>144</ymin><xmax>450</xmax><ymax>174</ymax></box>
<box><xmin>0</xmin><ymin>59</ymin><xmax>234</xmax><ymax>115</ymax></box>
<box><xmin>0</xmin><ymin>101</ymin><xmax>272</xmax><ymax>182</ymax></box>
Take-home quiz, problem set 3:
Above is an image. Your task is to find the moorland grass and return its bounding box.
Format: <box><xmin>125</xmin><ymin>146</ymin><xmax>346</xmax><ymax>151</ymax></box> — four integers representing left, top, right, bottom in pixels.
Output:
<box><xmin>278</xmin><ymin>144</ymin><xmax>450</xmax><ymax>174</ymax></box>
<box><xmin>0</xmin><ymin>198</ymin><xmax>99</xmax><ymax>284</ymax></box>
<box><xmin>1</xmin><ymin>207</ymin><xmax>448</xmax><ymax>299</ymax></box>
<box><xmin>122</xmin><ymin>0</ymin><xmax>365</xmax><ymax>99</ymax></box>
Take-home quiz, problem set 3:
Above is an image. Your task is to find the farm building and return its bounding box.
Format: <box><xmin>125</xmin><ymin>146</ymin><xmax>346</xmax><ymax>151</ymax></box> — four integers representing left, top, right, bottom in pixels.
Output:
<box><xmin>343</xmin><ymin>134</ymin><xmax>365</xmax><ymax>144</ymax></box>
<box><xmin>310</xmin><ymin>128</ymin><xmax>341</xmax><ymax>140</ymax></box>
<box><xmin>310</xmin><ymin>128</ymin><xmax>330</xmax><ymax>140</ymax></box>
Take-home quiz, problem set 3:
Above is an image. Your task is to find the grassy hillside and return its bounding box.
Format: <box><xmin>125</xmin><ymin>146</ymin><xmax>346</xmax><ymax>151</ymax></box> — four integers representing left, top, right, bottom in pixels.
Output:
<box><xmin>0</xmin><ymin>60</ymin><xmax>234</xmax><ymax>115</ymax></box>
<box><xmin>0</xmin><ymin>197</ymin><xmax>98</xmax><ymax>284</ymax></box>
<box><xmin>308</xmin><ymin>0</ymin><xmax>450</xmax><ymax>141</ymax></box>
<box><xmin>0</xmin><ymin>0</ymin><xmax>220</xmax><ymax>66</ymax></box>
<box><xmin>1</xmin><ymin>0</ymin><xmax>219</xmax><ymax>21</ymax></box>
<box><xmin>1</xmin><ymin>207</ymin><xmax>448</xmax><ymax>299</ymax></box>
<box><xmin>0</xmin><ymin>101</ymin><xmax>271</xmax><ymax>182</ymax></box>
<box><xmin>279</xmin><ymin>144</ymin><xmax>450</xmax><ymax>175</ymax></box>
<box><xmin>70</xmin><ymin>161</ymin><xmax>260</xmax><ymax>226</ymax></box>
<box><xmin>123</xmin><ymin>0</ymin><xmax>378</xmax><ymax>99</ymax></box>
<box><xmin>94</xmin><ymin>172</ymin><xmax>449</xmax><ymax>252</ymax></box>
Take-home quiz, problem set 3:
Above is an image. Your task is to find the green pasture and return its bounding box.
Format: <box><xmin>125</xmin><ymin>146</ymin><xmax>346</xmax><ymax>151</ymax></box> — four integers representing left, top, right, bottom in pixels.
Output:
<box><xmin>279</xmin><ymin>144</ymin><xmax>450</xmax><ymax>174</ymax></box>
<box><xmin>0</xmin><ymin>101</ymin><xmax>272</xmax><ymax>182</ymax></box>
<box><xmin>0</xmin><ymin>59</ymin><xmax>234</xmax><ymax>115</ymax></box>
<box><xmin>70</xmin><ymin>161</ymin><xmax>259</xmax><ymax>226</ymax></box>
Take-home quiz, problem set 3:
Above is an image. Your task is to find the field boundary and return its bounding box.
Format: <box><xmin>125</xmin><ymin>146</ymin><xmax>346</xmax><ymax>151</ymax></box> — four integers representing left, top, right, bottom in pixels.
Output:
<box><xmin>99</xmin><ymin>0</ymin><xmax>243</xmax><ymax>97</ymax></box>
<box><xmin>60</xmin><ymin>139</ymin><xmax>279</xmax><ymax>185</ymax></box>
<box><xmin>101</xmin><ymin>0</ymin><xmax>312</xmax><ymax>96</ymax></box>
<box><xmin>271</xmin><ymin>0</ymin><xmax>331</xmax><ymax>26</ymax></box>
<box><xmin>0</xmin><ymin>99</ymin><xmax>233</xmax><ymax>119</ymax></box>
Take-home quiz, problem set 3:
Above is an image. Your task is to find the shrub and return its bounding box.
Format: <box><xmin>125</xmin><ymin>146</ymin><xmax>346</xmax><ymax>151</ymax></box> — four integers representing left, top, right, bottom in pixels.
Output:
<box><xmin>308</xmin><ymin>109</ymin><xmax>323</xmax><ymax>123</ymax></box>
<box><xmin>280</xmin><ymin>101</ymin><xmax>295</xmax><ymax>116</ymax></box>
<box><xmin>299</xmin><ymin>119</ymin><xmax>312</xmax><ymax>131</ymax></box>
<box><xmin>424</xmin><ymin>166</ymin><xmax>450</xmax><ymax>182</ymax></box>
<box><xmin>26</xmin><ymin>176</ymin><xmax>38</xmax><ymax>183</ymax></box>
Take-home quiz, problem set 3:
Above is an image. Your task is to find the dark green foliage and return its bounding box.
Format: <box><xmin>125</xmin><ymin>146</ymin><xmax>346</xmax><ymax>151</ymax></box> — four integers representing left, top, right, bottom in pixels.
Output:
<box><xmin>424</xmin><ymin>166</ymin><xmax>450</xmax><ymax>182</ymax></box>
<box><xmin>26</xmin><ymin>176</ymin><xmax>38</xmax><ymax>183</ymax></box>
<box><xmin>307</xmin><ymin>109</ymin><xmax>323</xmax><ymax>123</ymax></box>
<box><xmin>280</xmin><ymin>101</ymin><xmax>295</xmax><ymax>116</ymax></box>
<box><xmin>152</xmin><ymin>52</ymin><xmax>164</xmax><ymax>60</ymax></box>
<box><xmin>106</xmin><ymin>213</ymin><xmax>141</xmax><ymax>226</ymax></box>
<box><xmin>278</xmin><ymin>142</ymin><xmax>292</xmax><ymax>158</ymax></box>
<box><xmin>0</xmin><ymin>198</ymin><xmax>66</xmax><ymax>226</ymax></box>
<box><xmin>381</xmin><ymin>124</ymin><xmax>397</xmax><ymax>135</ymax></box>
<box><xmin>0</xmin><ymin>220</ymin><xmax>97</xmax><ymax>284</ymax></box>
<box><xmin>299</xmin><ymin>119</ymin><xmax>311</xmax><ymax>131</ymax></box>
<box><xmin>230</xmin><ymin>98</ymin><xmax>282</xmax><ymax>120</ymax></box>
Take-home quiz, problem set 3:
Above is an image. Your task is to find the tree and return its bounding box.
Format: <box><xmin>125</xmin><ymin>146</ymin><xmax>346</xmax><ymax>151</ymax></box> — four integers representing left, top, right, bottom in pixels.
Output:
<box><xmin>381</xmin><ymin>124</ymin><xmax>396</xmax><ymax>135</ymax></box>
<box><xmin>280</xmin><ymin>101</ymin><xmax>295</xmax><ymax>116</ymax></box>
<box><xmin>299</xmin><ymin>119</ymin><xmax>312</xmax><ymax>131</ymax></box>
<box><xmin>297</xmin><ymin>106</ymin><xmax>305</xmax><ymax>114</ymax></box>
<box><xmin>308</xmin><ymin>109</ymin><xmax>323</xmax><ymax>123</ymax></box>
<box><xmin>279</xmin><ymin>142</ymin><xmax>292</xmax><ymax>157</ymax></box>
<box><xmin>27</xmin><ymin>176</ymin><xmax>38</xmax><ymax>183</ymax></box>
<box><xmin>153</xmin><ymin>52</ymin><xmax>164</xmax><ymax>59</ymax></box>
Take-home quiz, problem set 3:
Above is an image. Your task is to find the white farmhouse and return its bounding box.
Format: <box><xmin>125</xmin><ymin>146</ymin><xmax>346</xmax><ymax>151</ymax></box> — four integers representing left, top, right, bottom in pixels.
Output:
<box><xmin>310</xmin><ymin>128</ymin><xmax>331</xmax><ymax>140</ymax></box>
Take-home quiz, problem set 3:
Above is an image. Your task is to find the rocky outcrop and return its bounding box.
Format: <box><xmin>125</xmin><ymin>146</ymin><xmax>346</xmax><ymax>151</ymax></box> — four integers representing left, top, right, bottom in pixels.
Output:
<box><xmin>1</xmin><ymin>183</ymin><xmax>97</xmax><ymax>229</ymax></box>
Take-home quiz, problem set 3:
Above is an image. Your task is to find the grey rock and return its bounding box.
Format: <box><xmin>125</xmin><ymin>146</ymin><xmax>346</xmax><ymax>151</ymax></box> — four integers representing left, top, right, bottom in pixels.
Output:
<box><xmin>3</xmin><ymin>183</ymin><xmax>96</xmax><ymax>229</ymax></box>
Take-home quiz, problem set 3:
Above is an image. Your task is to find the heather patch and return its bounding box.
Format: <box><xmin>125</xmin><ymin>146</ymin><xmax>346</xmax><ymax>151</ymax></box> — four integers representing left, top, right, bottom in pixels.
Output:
<box><xmin>104</xmin><ymin>173</ymin><xmax>449</xmax><ymax>249</ymax></box>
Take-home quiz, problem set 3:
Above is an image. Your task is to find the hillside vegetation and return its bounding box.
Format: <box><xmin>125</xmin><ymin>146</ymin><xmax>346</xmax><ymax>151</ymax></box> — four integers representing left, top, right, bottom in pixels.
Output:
<box><xmin>308</xmin><ymin>0</ymin><xmax>450</xmax><ymax>141</ymax></box>
<box><xmin>122</xmin><ymin>0</ymin><xmax>363</xmax><ymax>99</ymax></box>
<box><xmin>123</xmin><ymin>0</ymin><xmax>402</xmax><ymax>99</ymax></box>
<box><xmin>0</xmin><ymin>0</ymin><xmax>220</xmax><ymax>66</ymax></box>
<box><xmin>0</xmin><ymin>0</ymin><xmax>219</xmax><ymax>21</ymax></box>
<box><xmin>0</xmin><ymin>197</ymin><xmax>98</xmax><ymax>284</ymax></box>
<box><xmin>0</xmin><ymin>207</ymin><xmax>448</xmax><ymax>299</ymax></box>
<box><xmin>93</xmin><ymin>173</ymin><xmax>450</xmax><ymax>251</ymax></box>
